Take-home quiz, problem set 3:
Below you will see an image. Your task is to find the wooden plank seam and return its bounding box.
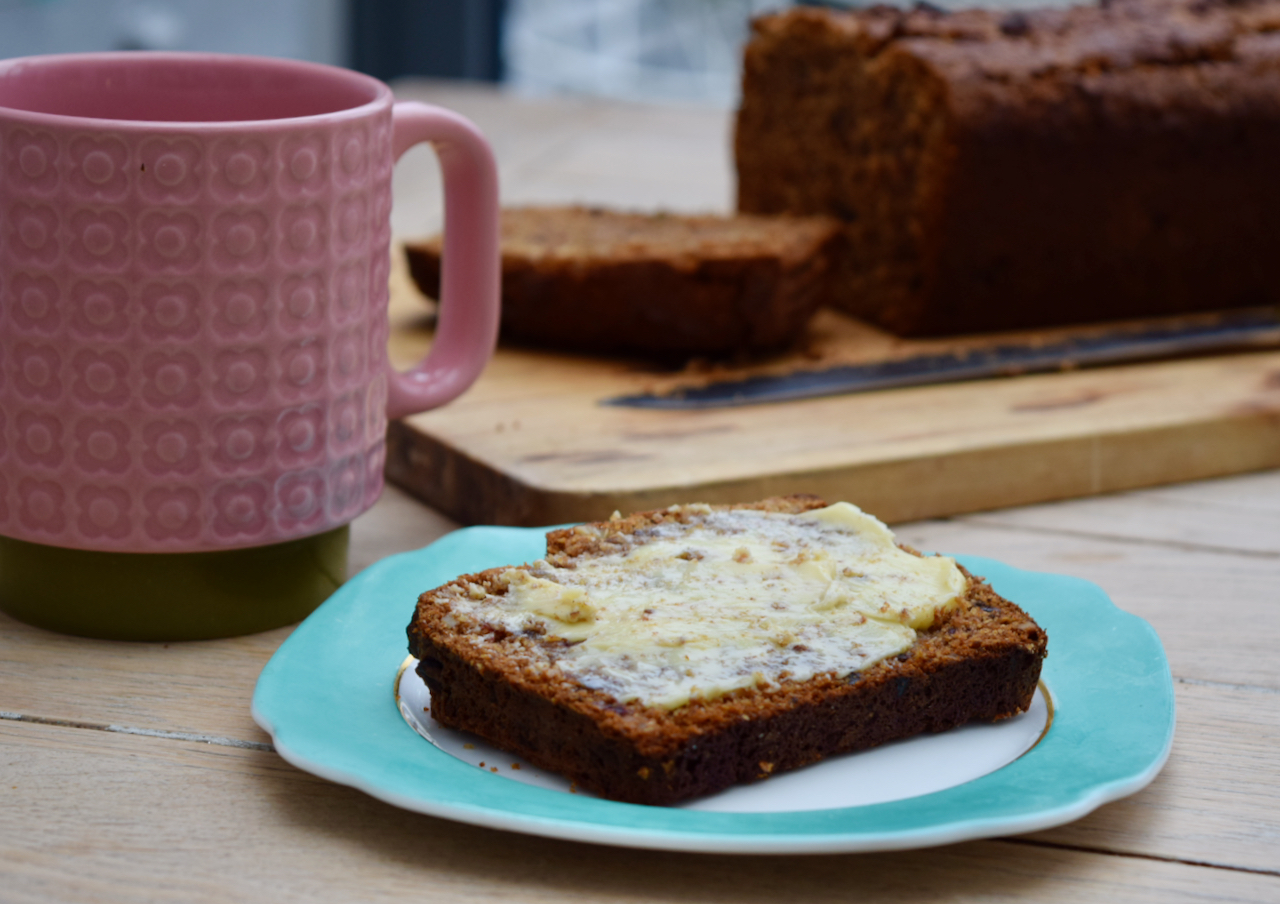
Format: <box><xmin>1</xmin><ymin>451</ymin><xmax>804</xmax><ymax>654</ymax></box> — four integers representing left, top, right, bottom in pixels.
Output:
<box><xmin>0</xmin><ymin>711</ymin><xmax>272</xmax><ymax>751</ymax></box>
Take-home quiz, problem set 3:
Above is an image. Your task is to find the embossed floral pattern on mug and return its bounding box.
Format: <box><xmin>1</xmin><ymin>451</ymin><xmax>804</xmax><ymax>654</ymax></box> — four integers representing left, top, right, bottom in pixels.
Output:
<box><xmin>142</xmin><ymin>485</ymin><xmax>202</xmax><ymax>543</ymax></box>
<box><xmin>73</xmin><ymin>417</ymin><xmax>132</xmax><ymax>475</ymax></box>
<box><xmin>70</xmin><ymin>281</ymin><xmax>131</xmax><ymax>340</ymax></box>
<box><xmin>141</xmin><ymin>419</ymin><xmax>203</xmax><ymax>476</ymax></box>
<box><xmin>140</xmin><ymin>282</ymin><xmax>203</xmax><ymax>342</ymax></box>
<box><xmin>280</xmin><ymin>204</ymin><xmax>329</xmax><ymax>267</ymax></box>
<box><xmin>276</xmin><ymin>404</ymin><xmax>327</xmax><ymax>468</ymax></box>
<box><xmin>13</xmin><ymin>343</ymin><xmax>63</xmax><ymax>402</ymax></box>
<box><xmin>17</xmin><ymin>477</ymin><xmax>66</xmax><ymax>535</ymax></box>
<box><xmin>69</xmin><ymin>135</ymin><xmax>130</xmax><ymax>202</ymax></box>
<box><xmin>280</xmin><ymin>274</ymin><xmax>327</xmax><ymax>331</ymax></box>
<box><xmin>140</xmin><ymin>211</ymin><xmax>203</xmax><ymax>273</ymax></box>
<box><xmin>281</xmin><ymin>338</ymin><xmax>327</xmax><ymax>400</ymax></box>
<box><xmin>212</xmin><ymin>415</ymin><xmax>273</xmax><ymax>475</ymax></box>
<box><xmin>212</xmin><ymin>210</ymin><xmax>271</xmax><ymax>271</ymax></box>
<box><xmin>212</xmin><ymin>280</ymin><xmax>271</xmax><ymax>340</ymax></box>
<box><xmin>138</xmin><ymin>136</ymin><xmax>203</xmax><ymax>204</ymax></box>
<box><xmin>274</xmin><ymin>468</ymin><xmax>328</xmax><ymax>532</ymax></box>
<box><xmin>16</xmin><ymin>410</ymin><xmax>65</xmax><ymax>469</ymax></box>
<box><xmin>212</xmin><ymin>478</ymin><xmax>270</xmax><ymax>541</ymax></box>
<box><xmin>69</xmin><ymin>209</ymin><xmax>131</xmax><ymax>272</ymax></box>
<box><xmin>213</xmin><ymin>349</ymin><xmax>270</xmax><ymax>408</ymax></box>
<box><xmin>72</xmin><ymin>349</ymin><xmax>131</xmax><ymax>408</ymax></box>
<box><xmin>9</xmin><ymin>203</ymin><xmax>60</xmax><ymax>265</ymax></box>
<box><xmin>76</xmin><ymin>485</ymin><xmax>132</xmax><ymax>541</ymax></box>
<box><xmin>142</xmin><ymin>350</ymin><xmax>203</xmax><ymax>410</ymax></box>
<box><xmin>6</xmin><ymin>130</ymin><xmax>60</xmax><ymax>195</ymax></box>
<box><xmin>279</xmin><ymin>133</ymin><xmax>329</xmax><ymax>198</ymax></box>
<box><xmin>210</xmin><ymin>138</ymin><xmax>272</xmax><ymax>202</ymax></box>
<box><xmin>8</xmin><ymin>272</ymin><xmax>61</xmax><ymax>334</ymax></box>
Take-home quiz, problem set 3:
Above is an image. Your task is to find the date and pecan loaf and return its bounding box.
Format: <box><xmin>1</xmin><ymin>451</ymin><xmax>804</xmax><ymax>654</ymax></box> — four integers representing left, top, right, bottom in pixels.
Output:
<box><xmin>404</xmin><ymin>206</ymin><xmax>839</xmax><ymax>357</ymax></box>
<box><xmin>736</xmin><ymin>0</ymin><xmax>1280</xmax><ymax>336</ymax></box>
<box><xmin>406</xmin><ymin>495</ymin><xmax>1047</xmax><ymax>805</ymax></box>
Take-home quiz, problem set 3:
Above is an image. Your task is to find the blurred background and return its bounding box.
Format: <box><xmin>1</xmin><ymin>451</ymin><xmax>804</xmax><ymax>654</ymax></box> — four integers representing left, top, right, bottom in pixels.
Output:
<box><xmin>0</xmin><ymin>0</ymin><xmax>987</xmax><ymax>108</ymax></box>
<box><xmin>0</xmin><ymin>0</ymin><xmax>799</xmax><ymax>106</ymax></box>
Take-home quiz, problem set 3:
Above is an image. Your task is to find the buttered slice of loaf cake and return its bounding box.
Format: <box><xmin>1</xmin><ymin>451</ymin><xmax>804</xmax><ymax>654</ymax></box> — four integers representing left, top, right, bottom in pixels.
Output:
<box><xmin>406</xmin><ymin>495</ymin><xmax>1047</xmax><ymax>805</ymax></box>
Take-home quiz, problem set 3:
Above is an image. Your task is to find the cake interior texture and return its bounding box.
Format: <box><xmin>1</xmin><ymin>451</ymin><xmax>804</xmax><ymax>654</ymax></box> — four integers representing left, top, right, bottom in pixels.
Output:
<box><xmin>406</xmin><ymin>496</ymin><xmax>1047</xmax><ymax>805</ymax></box>
<box><xmin>735</xmin><ymin>0</ymin><xmax>1280</xmax><ymax>336</ymax></box>
<box><xmin>403</xmin><ymin>206</ymin><xmax>839</xmax><ymax>356</ymax></box>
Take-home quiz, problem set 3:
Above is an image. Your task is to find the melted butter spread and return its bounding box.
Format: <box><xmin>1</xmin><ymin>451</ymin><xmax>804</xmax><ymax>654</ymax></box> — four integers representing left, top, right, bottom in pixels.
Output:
<box><xmin>455</xmin><ymin>503</ymin><xmax>968</xmax><ymax>710</ymax></box>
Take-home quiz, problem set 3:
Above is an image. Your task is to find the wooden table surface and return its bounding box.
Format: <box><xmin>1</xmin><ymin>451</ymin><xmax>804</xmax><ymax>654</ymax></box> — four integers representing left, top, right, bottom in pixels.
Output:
<box><xmin>3</xmin><ymin>81</ymin><xmax>1278</xmax><ymax>902</ymax></box>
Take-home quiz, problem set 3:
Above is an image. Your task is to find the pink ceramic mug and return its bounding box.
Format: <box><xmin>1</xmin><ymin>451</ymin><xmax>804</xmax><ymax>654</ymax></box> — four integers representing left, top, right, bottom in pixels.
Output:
<box><xmin>0</xmin><ymin>52</ymin><xmax>499</xmax><ymax>556</ymax></box>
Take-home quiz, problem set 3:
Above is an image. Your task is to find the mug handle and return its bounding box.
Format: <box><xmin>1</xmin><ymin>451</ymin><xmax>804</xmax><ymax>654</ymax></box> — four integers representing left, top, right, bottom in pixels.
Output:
<box><xmin>385</xmin><ymin>101</ymin><xmax>500</xmax><ymax>420</ymax></box>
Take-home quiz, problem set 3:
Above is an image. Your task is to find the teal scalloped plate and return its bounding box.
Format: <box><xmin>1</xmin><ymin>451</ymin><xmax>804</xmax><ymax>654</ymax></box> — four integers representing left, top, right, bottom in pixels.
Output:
<box><xmin>252</xmin><ymin>526</ymin><xmax>1175</xmax><ymax>854</ymax></box>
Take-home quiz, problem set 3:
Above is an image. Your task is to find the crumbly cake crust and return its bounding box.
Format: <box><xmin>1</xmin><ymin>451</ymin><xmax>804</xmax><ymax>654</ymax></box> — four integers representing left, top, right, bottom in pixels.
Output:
<box><xmin>736</xmin><ymin>0</ymin><xmax>1280</xmax><ymax>336</ymax></box>
<box><xmin>404</xmin><ymin>206</ymin><xmax>840</xmax><ymax>357</ymax></box>
<box><xmin>406</xmin><ymin>496</ymin><xmax>1047</xmax><ymax>805</ymax></box>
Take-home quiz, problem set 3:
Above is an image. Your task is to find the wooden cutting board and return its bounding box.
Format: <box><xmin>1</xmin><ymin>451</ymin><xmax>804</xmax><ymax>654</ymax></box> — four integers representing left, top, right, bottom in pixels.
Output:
<box><xmin>383</xmin><ymin>255</ymin><xmax>1280</xmax><ymax>527</ymax></box>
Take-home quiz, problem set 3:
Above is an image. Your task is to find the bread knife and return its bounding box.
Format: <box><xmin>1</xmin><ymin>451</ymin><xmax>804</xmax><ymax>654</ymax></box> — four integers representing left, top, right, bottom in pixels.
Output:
<box><xmin>603</xmin><ymin>307</ymin><xmax>1280</xmax><ymax>410</ymax></box>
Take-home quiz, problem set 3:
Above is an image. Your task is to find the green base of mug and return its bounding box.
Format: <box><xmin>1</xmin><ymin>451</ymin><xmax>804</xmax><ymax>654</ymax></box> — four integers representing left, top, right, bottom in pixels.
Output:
<box><xmin>0</xmin><ymin>526</ymin><xmax>348</xmax><ymax>641</ymax></box>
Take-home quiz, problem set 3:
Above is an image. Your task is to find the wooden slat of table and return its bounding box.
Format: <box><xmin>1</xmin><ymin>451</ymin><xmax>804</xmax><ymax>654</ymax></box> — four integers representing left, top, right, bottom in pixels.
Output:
<box><xmin>896</xmin><ymin>509</ymin><xmax>1280</xmax><ymax>692</ymax></box>
<box><xmin>960</xmin><ymin>470</ymin><xmax>1280</xmax><ymax>556</ymax></box>
<box><xmin>1028</xmin><ymin>680</ymin><xmax>1280</xmax><ymax>873</ymax></box>
<box><xmin>4</xmin><ymin>719</ymin><xmax>1278</xmax><ymax>904</ymax></box>
<box><xmin>4</xmin><ymin>674</ymin><xmax>1276</xmax><ymax>879</ymax></box>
